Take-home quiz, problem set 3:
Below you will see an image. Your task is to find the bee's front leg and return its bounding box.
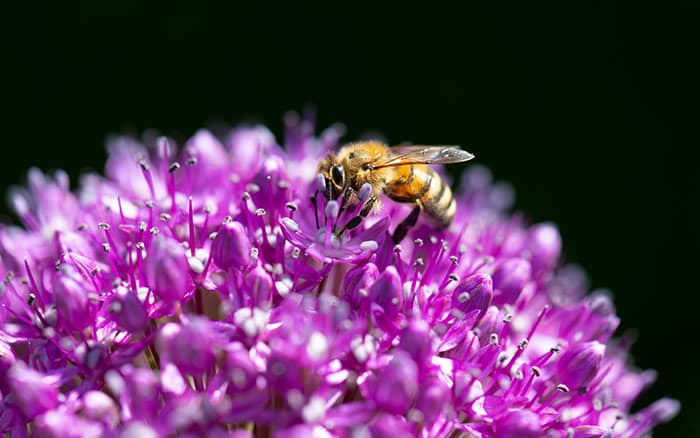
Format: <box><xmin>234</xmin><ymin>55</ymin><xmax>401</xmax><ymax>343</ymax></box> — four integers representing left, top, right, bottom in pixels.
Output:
<box><xmin>392</xmin><ymin>202</ymin><xmax>422</xmax><ymax>244</ymax></box>
<box><xmin>337</xmin><ymin>186</ymin><xmax>356</xmax><ymax>220</ymax></box>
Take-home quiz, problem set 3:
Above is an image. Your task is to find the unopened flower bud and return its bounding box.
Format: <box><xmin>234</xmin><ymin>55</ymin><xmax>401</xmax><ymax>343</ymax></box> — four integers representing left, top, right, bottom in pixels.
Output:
<box><xmin>159</xmin><ymin>318</ymin><xmax>220</xmax><ymax>376</ymax></box>
<box><xmin>492</xmin><ymin>258</ymin><xmax>531</xmax><ymax>305</ymax></box>
<box><xmin>368</xmin><ymin>266</ymin><xmax>403</xmax><ymax>315</ymax></box>
<box><xmin>53</xmin><ymin>267</ymin><xmax>94</xmax><ymax>332</ymax></box>
<box><xmin>244</xmin><ymin>264</ymin><xmax>274</xmax><ymax>306</ymax></box>
<box><xmin>106</xmin><ymin>287</ymin><xmax>148</xmax><ymax>333</ymax></box>
<box><xmin>226</xmin><ymin>126</ymin><xmax>276</xmax><ymax>180</ymax></box>
<box><xmin>557</xmin><ymin>341</ymin><xmax>605</xmax><ymax>391</ymax></box>
<box><xmin>527</xmin><ymin>222</ymin><xmax>561</xmax><ymax>276</ymax></box>
<box><xmin>186</xmin><ymin>129</ymin><xmax>228</xmax><ymax>169</ymax></box>
<box><xmin>257</xmin><ymin>156</ymin><xmax>285</xmax><ymax>185</ymax></box>
<box><xmin>398</xmin><ymin>319</ymin><xmax>433</xmax><ymax>365</ymax></box>
<box><xmin>143</xmin><ymin>236</ymin><xmax>191</xmax><ymax>303</ymax></box>
<box><xmin>452</xmin><ymin>274</ymin><xmax>493</xmax><ymax>319</ymax></box>
<box><xmin>118</xmin><ymin>367</ymin><xmax>160</xmax><ymax>419</ymax></box>
<box><xmin>212</xmin><ymin>221</ymin><xmax>251</xmax><ymax>270</ymax></box>
<box><xmin>445</xmin><ymin>327</ymin><xmax>480</xmax><ymax>362</ymax></box>
<box><xmin>224</xmin><ymin>345</ymin><xmax>259</xmax><ymax>391</ymax></box>
<box><xmin>370</xmin><ymin>350</ymin><xmax>418</xmax><ymax>415</ymax></box>
<box><xmin>344</xmin><ymin>262</ymin><xmax>379</xmax><ymax>308</ymax></box>
<box><xmin>415</xmin><ymin>377</ymin><xmax>450</xmax><ymax>424</ymax></box>
<box><xmin>82</xmin><ymin>390</ymin><xmax>119</xmax><ymax>428</ymax></box>
<box><xmin>637</xmin><ymin>398</ymin><xmax>681</xmax><ymax>430</ymax></box>
<box><xmin>7</xmin><ymin>362</ymin><xmax>60</xmax><ymax>418</ymax></box>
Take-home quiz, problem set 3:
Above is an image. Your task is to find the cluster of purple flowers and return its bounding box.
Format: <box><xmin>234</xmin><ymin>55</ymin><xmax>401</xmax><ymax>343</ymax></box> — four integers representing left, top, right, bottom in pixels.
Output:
<box><xmin>0</xmin><ymin>113</ymin><xmax>678</xmax><ymax>437</ymax></box>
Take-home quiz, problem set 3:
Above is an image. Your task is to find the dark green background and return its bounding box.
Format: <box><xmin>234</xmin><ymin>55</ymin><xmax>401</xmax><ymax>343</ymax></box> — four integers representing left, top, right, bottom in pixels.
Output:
<box><xmin>5</xmin><ymin>3</ymin><xmax>697</xmax><ymax>436</ymax></box>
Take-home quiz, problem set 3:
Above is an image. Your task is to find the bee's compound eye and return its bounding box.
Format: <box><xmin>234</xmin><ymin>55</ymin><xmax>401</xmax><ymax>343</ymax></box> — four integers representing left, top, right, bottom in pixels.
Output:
<box><xmin>331</xmin><ymin>165</ymin><xmax>345</xmax><ymax>188</ymax></box>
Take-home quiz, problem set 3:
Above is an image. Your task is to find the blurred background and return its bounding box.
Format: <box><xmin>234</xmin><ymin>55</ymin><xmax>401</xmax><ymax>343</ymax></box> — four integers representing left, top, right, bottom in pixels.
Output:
<box><xmin>5</xmin><ymin>3</ymin><xmax>697</xmax><ymax>436</ymax></box>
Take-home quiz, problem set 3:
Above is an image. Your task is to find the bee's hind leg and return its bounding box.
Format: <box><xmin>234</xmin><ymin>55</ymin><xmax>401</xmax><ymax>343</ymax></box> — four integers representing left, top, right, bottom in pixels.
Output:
<box><xmin>337</xmin><ymin>195</ymin><xmax>377</xmax><ymax>236</ymax></box>
<box><xmin>393</xmin><ymin>202</ymin><xmax>421</xmax><ymax>244</ymax></box>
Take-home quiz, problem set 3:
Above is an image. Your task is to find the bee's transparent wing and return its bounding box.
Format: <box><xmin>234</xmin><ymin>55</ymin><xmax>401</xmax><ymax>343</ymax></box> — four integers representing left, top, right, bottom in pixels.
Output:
<box><xmin>373</xmin><ymin>146</ymin><xmax>474</xmax><ymax>168</ymax></box>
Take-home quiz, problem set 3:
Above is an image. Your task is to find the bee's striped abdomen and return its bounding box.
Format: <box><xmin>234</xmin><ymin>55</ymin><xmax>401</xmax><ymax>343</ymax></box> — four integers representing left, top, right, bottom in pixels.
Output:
<box><xmin>385</xmin><ymin>164</ymin><xmax>456</xmax><ymax>228</ymax></box>
<box><xmin>419</xmin><ymin>168</ymin><xmax>456</xmax><ymax>228</ymax></box>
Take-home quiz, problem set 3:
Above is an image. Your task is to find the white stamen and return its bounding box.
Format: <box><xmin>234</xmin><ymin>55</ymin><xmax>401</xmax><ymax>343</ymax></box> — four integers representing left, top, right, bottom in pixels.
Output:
<box><xmin>358</xmin><ymin>183</ymin><xmax>372</xmax><ymax>202</ymax></box>
<box><xmin>306</xmin><ymin>332</ymin><xmax>329</xmax><ymax>361</ymax></box>
<box><xmin>105</xmin><ymin>370</ymin><xmax>125</xmax><ymax>396</ymax></box>
<box><xmin>325</xmin><ymin>200</ymin><xmax>339</xmax><ymax>219</ymax></box>
<box><xmin>280</xmin><ymin>218</ymin><xmax>300</xmax><ymax>233</ymax></box>
<box><xmin>351</xmin><ymin>335</ymin><xmax>375</xmax><ymax>363</ymax></box>
<box><xmin>286</xmin><ymin>389</ymin><xmax>304</xmax><ymax>410</ymax></box>
<box><xmin>458</xmin><ymin>292</ymin><xmax>470</xmax><ymax>303</ymax></box>
<box><xmin>275</xmin><ymin>278</ymin><xmax>293</xmax><ymax>297</ymax></box>
<box><xmin>302</xmin><ymin>396</ymin><xmax>327</xmax><ymax>423</ymax></box>
<box><xmin>359</xmin><ymin>240</ymin><xmax>378</xmax><ymax>251</ymax></box>
<box><xmin>188</xmin><ymin>256</ymin><xmax>205</xmax><ymax>274</ymax></box>
<box><xmin>233</xmin><ymin>308</ymin><xmax>270</xmax><ymax>337</ymax></box>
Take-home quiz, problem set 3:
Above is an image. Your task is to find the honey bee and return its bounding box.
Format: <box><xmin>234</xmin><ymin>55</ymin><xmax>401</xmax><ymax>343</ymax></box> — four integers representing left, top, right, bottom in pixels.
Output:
<box><xmin>317</xmin><ymin>141</ymin><xmax>474</xmax><ymax>243</ymax></box>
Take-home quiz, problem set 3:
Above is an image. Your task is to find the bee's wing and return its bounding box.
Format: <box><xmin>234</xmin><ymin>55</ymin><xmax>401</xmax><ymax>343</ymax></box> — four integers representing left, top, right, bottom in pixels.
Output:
<box><xmin>373</xmin><ymin>146</ymin><xmax>474</xmax><ymax>169</ymax></box>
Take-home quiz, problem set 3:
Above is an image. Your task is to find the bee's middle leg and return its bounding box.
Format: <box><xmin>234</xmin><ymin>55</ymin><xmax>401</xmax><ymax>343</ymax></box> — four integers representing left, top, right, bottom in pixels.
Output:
<box><xmin>392</xmin><ymin>202</ymin><xmax>421</xmax><ymax>244</ymax></box>
<box><xmin>338</xmin><ymin>195</ymin><xmax>377</xmax><ymax>236</ymax></box>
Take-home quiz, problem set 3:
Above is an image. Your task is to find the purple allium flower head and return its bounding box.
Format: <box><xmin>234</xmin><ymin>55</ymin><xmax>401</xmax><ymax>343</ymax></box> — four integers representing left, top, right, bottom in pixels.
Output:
<box><xmin>0</xmin><ymin>112</ymin><xmax>678</xmax><ymax>437</ymax></box>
